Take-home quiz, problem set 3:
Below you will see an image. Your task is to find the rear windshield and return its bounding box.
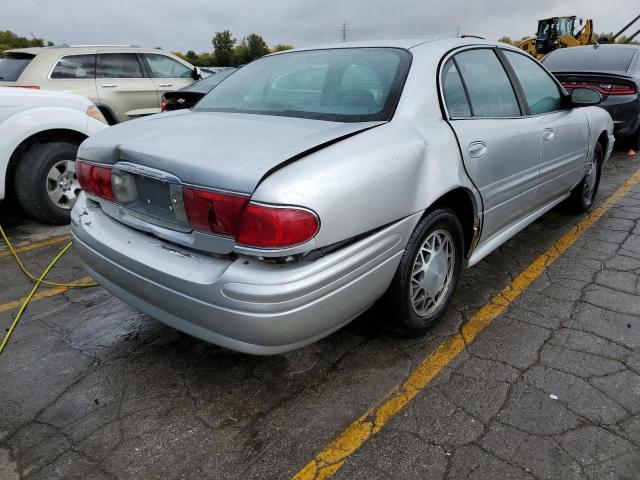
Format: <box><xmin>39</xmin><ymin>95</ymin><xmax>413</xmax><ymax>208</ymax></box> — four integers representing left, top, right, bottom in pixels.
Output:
<box><xmin>0</xmin><ymin>52</ymin><xmax>35</xmax><ymax>81</ymax></box>
<box><xmin>542</xmin><ymin>47</ymin><xmax>637</xmax><ymax>73</ymax></box>
<box><xmin>194</xmin><ymin>48</ymin><xmax>411</xmax><ymax>122</ymax></box>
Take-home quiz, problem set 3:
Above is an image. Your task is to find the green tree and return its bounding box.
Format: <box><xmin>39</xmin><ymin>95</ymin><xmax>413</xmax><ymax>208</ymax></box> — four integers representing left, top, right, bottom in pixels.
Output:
<box><xmin>594</xmin><ymin>31</ymin><xmax>639</xmax><ymax>45</ymax></box>
<box><xmin>212</xmin><ymin>30</ymin><xmax>236</xmax><ymax>66</ymax></box>
<box><xmin>245</xmin><ymin>33</ymin><xmax>269</xmax><ymax>61</ymax></box>
<box><xmin>271</xmin><ymin>43</ymin><xmax>294</xmax><ymax>52</ymax></box>
<box><xmin>0</xmin><ymin>30</ymin><xmax>46</xmax><ymax>53</ymax></box>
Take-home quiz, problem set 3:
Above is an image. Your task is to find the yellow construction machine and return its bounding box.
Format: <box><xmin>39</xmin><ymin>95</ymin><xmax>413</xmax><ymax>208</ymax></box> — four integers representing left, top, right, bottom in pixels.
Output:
<box><xmin>517</xmin><ymin>16</ymin><xmax>593</xmax><ymax>59</ymax></box>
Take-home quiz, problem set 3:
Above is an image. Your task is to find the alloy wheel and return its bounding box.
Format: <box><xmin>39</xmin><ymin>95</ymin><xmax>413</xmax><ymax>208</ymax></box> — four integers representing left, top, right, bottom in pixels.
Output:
<box><xmin>582</xmin><ymin>153</ymin><xmax>598</xmax><ymax>203</ymax></box>
<box><xmin>410</xmin><ymin>229</ymin><xmax>455</xmax><ymax>316</ymax></box>
<box><xmin>46</xmin><ymin>159</ymin><xmax>81</xmax><ymax>210</ymax></box>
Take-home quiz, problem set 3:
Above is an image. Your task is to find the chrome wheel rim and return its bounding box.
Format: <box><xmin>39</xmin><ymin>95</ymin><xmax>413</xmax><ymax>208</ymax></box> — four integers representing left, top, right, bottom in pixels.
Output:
<box><xmin>46</xmin><ymin>159</ymin><xmax>81</xmax><ymax>210</ymax></box>
<box><xmin>583</xmin><ymin>154</ymin><xmax>598</xmax><ymax>203</ymax></box>
<box><xmin>410</xmin><ymin>229</ymin><xmax>455</xmax><ymax>317</ymax></box>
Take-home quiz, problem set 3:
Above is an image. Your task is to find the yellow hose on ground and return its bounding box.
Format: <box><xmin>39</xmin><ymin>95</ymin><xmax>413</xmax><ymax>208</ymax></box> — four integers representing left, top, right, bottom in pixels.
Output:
<box><xmin>0</xmin><ymin>225</ymin><xmax>97</xmax><ymax>356</ymax></box>
<box><xmin>0</xmin><ymin>225</ymin><xmax>96</xmax><ymax>288</ymax></box>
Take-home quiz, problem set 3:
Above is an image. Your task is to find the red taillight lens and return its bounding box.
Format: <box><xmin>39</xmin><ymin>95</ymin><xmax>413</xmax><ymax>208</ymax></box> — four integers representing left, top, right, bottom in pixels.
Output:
<box><xmin>561</xmin><ymin>81</ymin><xmax>637</xmax><ymax>95</ymax></box>
<box><xmin>76</xmin><ymin>160</ymin><xmax>114</xmax><ymax>201</ymax></box>
<box><xmin>8</xmin><ymin>85</ymin><xmax>40</xmax><ymax>89</ymax></box>
<box><xmin>182</xmin><ymin>187</ymin><xmax>249</xmax><ymax>236</ymax></box>
<box><xmin>160</xmin><ymin>97</ymin><xmax>169</xmax><ymax>112</ymax></box>
<box><xmin>236</xmin><ymin>203</ymin><xmax>319</xmax><ymax>248</ymax></box>
<box><xmin>608</xmin><ymin>84</ymin><xmax>637</xmax><ymax>95</ymax></box>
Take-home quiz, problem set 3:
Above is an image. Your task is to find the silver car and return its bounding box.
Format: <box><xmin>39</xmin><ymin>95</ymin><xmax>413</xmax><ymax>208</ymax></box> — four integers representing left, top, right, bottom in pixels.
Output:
<box><xmin>71</xmin><ymin>38</ymin><xmax>614</xmax><ymax>355</ymax></box>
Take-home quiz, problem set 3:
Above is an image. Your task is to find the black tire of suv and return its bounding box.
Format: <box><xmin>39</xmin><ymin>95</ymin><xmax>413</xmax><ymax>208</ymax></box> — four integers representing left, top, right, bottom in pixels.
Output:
<box><xmin>14</xmin><ymin>141</ymin><xmax>80</xmax><ymax>225</ymax></box>
<box><xmin>383</xmin><ymin>208</ymin><xmax>464</xmax><ymax>335</ymax></box>
<box><xmin>567</xmin><ymin>142</ymin><xmax>603</xmax><ymax>213</ymax></box>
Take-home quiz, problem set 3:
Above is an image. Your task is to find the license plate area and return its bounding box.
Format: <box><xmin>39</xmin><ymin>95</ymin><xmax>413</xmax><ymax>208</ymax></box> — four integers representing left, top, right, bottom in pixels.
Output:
<box><xmin>111</xmin><ymin>162</ymin><xmax>189</xmax><ymax>231</ymax></box>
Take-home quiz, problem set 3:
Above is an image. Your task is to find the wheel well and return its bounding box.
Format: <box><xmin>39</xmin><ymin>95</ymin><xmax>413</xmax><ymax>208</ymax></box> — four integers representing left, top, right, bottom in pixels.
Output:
<box><xmin>96</xmin><ymin>105</ymin><xmax>117</xmax><ymax>125</ymax></box>
<box><xmin>5</xmin><ymin>129</ymin><xmax>86</xmax><ymax>200</ymax></box>
<box><xmin>426</xmin><ymin>188</ymin><xmax>478</xmax><ymax>257</ymax></box>
<box><xmin>597</xmin><ymin>131</ymin><xmax>608</xmax><ymax>156</ymax></box>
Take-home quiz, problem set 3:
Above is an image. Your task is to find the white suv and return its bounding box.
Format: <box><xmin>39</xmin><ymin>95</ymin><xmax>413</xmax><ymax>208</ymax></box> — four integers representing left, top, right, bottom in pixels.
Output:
<box><xmin>0</xmin><ymin>46</ymin><xmax>199</xmax><ymax>124</ymax></box>
<box><xmin>0</xmin><ymin>87</ymin><xmax>108</xmax><ymax>224</ymax></box>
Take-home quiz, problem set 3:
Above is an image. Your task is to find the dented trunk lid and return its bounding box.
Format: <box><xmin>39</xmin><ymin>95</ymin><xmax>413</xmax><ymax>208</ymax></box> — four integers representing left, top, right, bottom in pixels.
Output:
<box><xmin>78</xmin><ymin>109</ymin><xmax>384</xmax><ymax>194</ymax></box>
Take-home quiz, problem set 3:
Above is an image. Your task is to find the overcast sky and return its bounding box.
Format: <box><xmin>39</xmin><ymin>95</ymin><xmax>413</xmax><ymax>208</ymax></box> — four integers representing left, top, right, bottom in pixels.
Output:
<box><xmin>4</xmin><ymin>0</ymin><xmax>639</xmax><ymax>52</ymax></box>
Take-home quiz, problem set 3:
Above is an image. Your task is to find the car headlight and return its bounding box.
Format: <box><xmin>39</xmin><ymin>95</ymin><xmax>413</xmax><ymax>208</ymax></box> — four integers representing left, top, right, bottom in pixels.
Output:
<box><xmin>86</xmin><ymin>105</ymin><xmax>108</xmax><ymax>124</ymax></box>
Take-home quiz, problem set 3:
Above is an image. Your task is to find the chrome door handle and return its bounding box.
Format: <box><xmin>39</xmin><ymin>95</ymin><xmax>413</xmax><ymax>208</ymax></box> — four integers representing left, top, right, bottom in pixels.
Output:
<box><xmin>468</xmin><ymin>141</ymin><xmax>488</xmax><ymax>158</ymax></box>
<box><xmin>100</xmin><ymin>83</ymin><xmax>117</xmax><ymax>88</ymax></box>
<box><xmin>542</xmin><ymin>128</ymin><xmax>555</xmax><ymax>141</ymax></box>
<box><xmin>158</xmin><ymin>83</ymin><xmax>173</xmax><ymax>87</ymax></box>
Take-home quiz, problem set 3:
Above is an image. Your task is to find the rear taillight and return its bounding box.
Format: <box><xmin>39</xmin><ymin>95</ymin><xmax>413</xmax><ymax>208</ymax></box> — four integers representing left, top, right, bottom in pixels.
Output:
<box><xmin>76</xmin><ymin>160</ymin><xmax>114</xmax><ymax>201</ymax></box>
<box><xmin>160</xmin><ymin>97</ymin><xmax>169</xmax><ymax>112</ymax></box>
<box><xmin>561</xmin><ymin>81</ymin><xmax>637</xmax><ymax>95</ymax></box>
<box><xmin>182</xmin><ymin>186</ymin><xmax>319</xmax><ymax>248</ymax></box>
<box><xmin>8</xmin><ymin>85</ymin><xmax>40</xmax><ymax>89</ymax></box>
<box><xmin>607</xmin><ymin>84</ymin><xmax>637</xmax><ymax>95</ymax></box>
<box><xmin>236</xmin><ymin>203</ymin><xmax>319</xmax><ymax>248</ymax></box>
<box><xmin>182</xmin><ymin>187</ymin><xmax>249</xmax><ymax>236</ymax></box>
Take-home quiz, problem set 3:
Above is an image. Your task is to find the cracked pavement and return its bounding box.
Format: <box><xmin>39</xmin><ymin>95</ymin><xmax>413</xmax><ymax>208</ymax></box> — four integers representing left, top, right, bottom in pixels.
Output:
<box><xmin>1</xmin><ymin>148</ymin><xmax>640</xmax><ymax>480</ymax></box>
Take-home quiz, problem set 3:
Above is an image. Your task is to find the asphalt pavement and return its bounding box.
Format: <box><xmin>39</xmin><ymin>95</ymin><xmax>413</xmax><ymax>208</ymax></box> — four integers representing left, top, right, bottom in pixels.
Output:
<box><xmin>1</xmin><ymin>148</ymin><xmax>640</xmax><ymax>480</ymax></box>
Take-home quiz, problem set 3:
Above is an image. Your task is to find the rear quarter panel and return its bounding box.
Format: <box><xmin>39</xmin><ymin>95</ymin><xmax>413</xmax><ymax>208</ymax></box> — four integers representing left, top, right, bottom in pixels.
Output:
<box><xmin>252</xmin><ymin>121</ymin><xmax>479</xmax><ymax>253</ymax></box>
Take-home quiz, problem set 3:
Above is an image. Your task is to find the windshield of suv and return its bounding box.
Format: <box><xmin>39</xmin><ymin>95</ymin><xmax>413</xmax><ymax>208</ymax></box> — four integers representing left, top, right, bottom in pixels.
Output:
<box><xmin>194</xmin><ymin>47</ymin><xmax>411</xmax><ymax>122</ymax></box>
<box><xmin>0</xmin><ymin>53</ymin><xmax>35</xmax><ymax>81</ymax></box>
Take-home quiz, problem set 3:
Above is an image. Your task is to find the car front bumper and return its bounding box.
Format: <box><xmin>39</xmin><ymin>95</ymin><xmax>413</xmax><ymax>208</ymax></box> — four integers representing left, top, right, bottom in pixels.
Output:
<box><xmin>71</xmin><ymin>195</ymin><xmax>419</xmax><ymax>355</ymax></box>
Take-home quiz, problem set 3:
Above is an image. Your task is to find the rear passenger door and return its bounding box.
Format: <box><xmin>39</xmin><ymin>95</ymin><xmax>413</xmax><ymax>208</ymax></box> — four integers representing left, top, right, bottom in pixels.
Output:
<box><xmin>502</xmin><ymin>49</ymin><xmax>589</xmax><ymax>205</ymax></box>
<box><xmin>443</xmin><ymin>48</ymin><xmax>542</xmax><ymax>241</ymax></box>
<box><xmin>44</xmin><ymin>54</ymin><xmax>98</xmax><ymax>104</ymax></box>
<box><xmin>96</xmin><ymin>52</ymin><xmax>158</xmax><ymax>122</ymax></box>
<box><xmin>141</xmin><ymin>53</ymin><xmax>195</xmax><ymax>98</ymax></box>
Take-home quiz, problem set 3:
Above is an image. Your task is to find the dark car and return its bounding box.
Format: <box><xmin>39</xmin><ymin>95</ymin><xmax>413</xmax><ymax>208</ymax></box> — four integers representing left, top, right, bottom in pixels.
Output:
<box><xmin>542</xmin><ymin>44</ymin><xmax>640</xmax><ymax>148</ymax></box>
<box><xmin>160</xmin><ymin>68</ymin><xmax>237</xmax><ymax>111</ymax></box>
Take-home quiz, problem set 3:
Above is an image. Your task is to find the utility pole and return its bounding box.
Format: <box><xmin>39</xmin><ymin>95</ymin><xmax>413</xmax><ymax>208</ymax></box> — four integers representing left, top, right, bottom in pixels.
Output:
<box><xmin>341</xmin><ymin>21</ymin><xmax>348</xmax><ymax>42</ymax></box>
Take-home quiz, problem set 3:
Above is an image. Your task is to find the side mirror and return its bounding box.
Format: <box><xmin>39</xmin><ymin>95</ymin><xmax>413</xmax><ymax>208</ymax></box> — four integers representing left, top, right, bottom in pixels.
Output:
<box><xmin>192</xmin><ymin>66</ymin><xmax>202</xmax><ymax>80</ymax></box>
<box><xmin>571</xmin><ymin>87</ymin><xmax>602</xmax><ymax>106</ymax></box>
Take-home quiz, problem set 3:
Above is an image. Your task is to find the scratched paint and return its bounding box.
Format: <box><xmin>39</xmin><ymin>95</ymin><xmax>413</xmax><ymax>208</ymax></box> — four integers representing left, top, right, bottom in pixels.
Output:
<box><xmin>292</xmin><ymin>169</ymin><xmax>640</xmax><ymax>480</ymax></box>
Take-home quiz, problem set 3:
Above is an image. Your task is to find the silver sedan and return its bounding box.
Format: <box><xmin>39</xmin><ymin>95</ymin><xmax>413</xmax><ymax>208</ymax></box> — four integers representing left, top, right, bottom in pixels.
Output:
<box><xmin>71</xmin><ymin>38</ymin><xmax>614</xmax><ymax>354</ymax></box>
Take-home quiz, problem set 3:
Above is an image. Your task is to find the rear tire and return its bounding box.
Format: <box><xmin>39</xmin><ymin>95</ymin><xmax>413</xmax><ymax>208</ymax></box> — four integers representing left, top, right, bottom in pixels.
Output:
<box><xmin>14</xmin><ymin>141</ymin><xmax>81</xmax><ymax>225</ymax></box>
<box><xmin>383</xmin><ymin>208</ymin><xmax>464</xmax><ymax>335</ymax></box>
<box><xmin>567</xmin><ymin>142</ymin><xmax>602</xmax><ymax>213</ymax></box>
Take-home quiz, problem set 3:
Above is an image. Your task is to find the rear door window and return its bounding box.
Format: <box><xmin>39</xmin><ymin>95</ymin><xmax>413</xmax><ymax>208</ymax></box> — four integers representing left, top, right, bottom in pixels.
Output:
<box><xmin>442</xmin><ymin>60</ymin><xmax>471</xmax><ymax>117</ymax></box>
<box><xmin>454</xmin><ymin>49</ymin><xmax>521</xmax><ymax>118</ymax></box>
<box><xmin>143</xmin><ymin>54</ymin><xmax>193</xmax><ymax>79</ymax></box>
<box><xmin>0</xmin><ymin>53</ymin><xmax>35</xmax><ymax>81</ymax></box>
<box><xmin>50</xmin><ymin>54</ymin><xmax>96</xmax><ymax>79</ymax></box>
<box><xmin>503</xmin><ymin>50</ymin><xmax>561</xmax><ymax>115</ymax></box>
<box><xmin>97</xmin><ymin>53</ymin><xmax>145</xmax><ymax>78</ymax></box>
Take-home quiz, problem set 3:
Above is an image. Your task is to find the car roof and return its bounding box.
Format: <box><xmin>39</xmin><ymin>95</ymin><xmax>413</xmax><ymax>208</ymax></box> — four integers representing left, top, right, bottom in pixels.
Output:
<box><xmin>4</xmin><ymin>45</ymin><xmax>163</xmax><ymax>56</ymax></box>
<box><xmin>550</xmin><ymin>44</ymin><xmax>640</xmax><ymax>51</ymax></box>
<box><xmin>272</xmin><ymin>37</ymin><xmax>496</xmax><ymax>55</ymax></box>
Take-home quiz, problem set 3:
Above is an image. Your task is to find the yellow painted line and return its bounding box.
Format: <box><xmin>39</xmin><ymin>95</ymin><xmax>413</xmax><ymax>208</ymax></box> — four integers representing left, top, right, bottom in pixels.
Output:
<box><xmin>0</xmin><ymin>234</ymin><xmax>71</xmax><ymax>258</ymax></box>
<box><xmin>0</xmin><ymin>276</ymin><xmax>93</xmax><ymax>314</ymax></box>
<box><xmin>293</xmin><ymin>169</ymin><xmax>640</xmax><ymax>480</ymax></box>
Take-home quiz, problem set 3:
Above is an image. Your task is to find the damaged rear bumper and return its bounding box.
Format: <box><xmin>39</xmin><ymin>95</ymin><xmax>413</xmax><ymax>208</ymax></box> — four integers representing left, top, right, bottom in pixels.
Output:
<box><xmin>71</xmin><ymin>194</ymin><xmax>419</xmax><ymax>355</ymax></box>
